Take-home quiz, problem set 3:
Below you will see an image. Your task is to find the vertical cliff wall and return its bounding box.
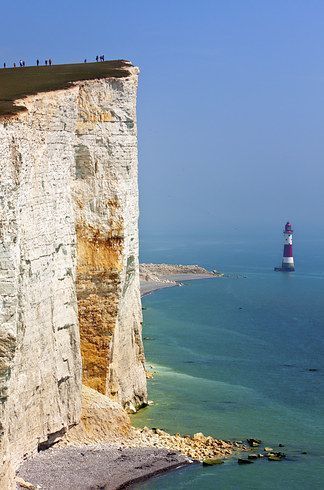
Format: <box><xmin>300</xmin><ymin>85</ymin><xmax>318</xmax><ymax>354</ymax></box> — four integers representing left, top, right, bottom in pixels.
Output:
<box><xmin>0</xmin><ymin>88</ymin><xmax>82</xmax><ymax>486</ymax></box>
<box><xmin>0</xmin><ymin>62</ymin><xmax>147</xmax><ymax>487</ymax></box>
<box><xmin>73</xmin><ymin>75</ymin><xmax>147</xmax><ymax>408</ymax></box>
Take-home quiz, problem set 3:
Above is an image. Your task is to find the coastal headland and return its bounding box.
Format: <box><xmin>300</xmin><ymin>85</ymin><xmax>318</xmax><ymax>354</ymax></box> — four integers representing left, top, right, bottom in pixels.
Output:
<box><xmin>0</xmin><ymin>61</ymin><xmax>147</xmax><ymax>487</ymax></box>
<box><xmin>140</xmin><ymin>263</ymin><xmax>223</xmax><ymax>296</ymax></box>
<box><xmin>0</xmin><ymin>61</ymin><xmax>240</xmax><ymax>490</ymax></box>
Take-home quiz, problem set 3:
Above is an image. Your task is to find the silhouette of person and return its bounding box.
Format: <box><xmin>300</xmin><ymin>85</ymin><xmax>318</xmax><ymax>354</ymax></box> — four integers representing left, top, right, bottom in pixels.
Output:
<box><xmin>22</xmin><ymin>61</ymin><xmax>25</xmax><ymax>67</ymax></box>
<box><xmin>36</xmin><ymin>59</ymin><xmax>39</xmax><ymax>66</ymax></box>
<box><xmin>13</xmin><ymin>63</ymin><xmax>16</xmax><ymax>67</ymax></box>
<box><xmin>3</xmin><ymin>63</ymin><xmax>6</xmax><ymax>68</ymax></box>
<box><xmin>84</xmin><ymin>59</ymin><xmax>87</xmax><ymax>63</ymax></box>
<box><xmin>49</xmin><ymin>59</ymin><xmax>52</xmax><ymax>66</ymax></box>
<box><xmin>45</xmin><ymin>59</ymin><xmax>48</xmax><ymax>65</ymax></box>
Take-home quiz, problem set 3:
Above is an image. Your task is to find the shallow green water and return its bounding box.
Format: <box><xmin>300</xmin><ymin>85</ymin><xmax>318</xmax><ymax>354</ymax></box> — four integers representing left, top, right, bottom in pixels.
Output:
<box><xmin>133</xmin><ymin>234</ymin><xmax>324</xmax><ymax>489</ymax></box>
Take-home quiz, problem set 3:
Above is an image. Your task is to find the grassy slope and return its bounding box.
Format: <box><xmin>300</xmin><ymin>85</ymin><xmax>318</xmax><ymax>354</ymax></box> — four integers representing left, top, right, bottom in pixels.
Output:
<box><xmin>0</xmin><ymin>60</ymin><xmax>133</xmax><ymax>116</ymax></box>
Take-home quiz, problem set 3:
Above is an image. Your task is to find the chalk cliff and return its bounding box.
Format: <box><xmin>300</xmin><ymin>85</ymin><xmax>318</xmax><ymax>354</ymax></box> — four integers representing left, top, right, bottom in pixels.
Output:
<box><xmin>0</xmin><ymin>61</ymin><xmax>147</xmax><ymax>487</ymax></box>
<box><xmin>74</xmin><ymin>76</ymin><xmax>146</xmax><ymax>408</ymax></box>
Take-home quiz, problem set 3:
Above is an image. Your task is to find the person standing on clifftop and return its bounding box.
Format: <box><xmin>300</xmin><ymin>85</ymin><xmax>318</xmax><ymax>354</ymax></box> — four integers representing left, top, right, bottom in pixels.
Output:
<box><xmin>36</xmin><ymin>59</ymin><xmax>39</xmax><ymax>66</ymax></box>
<box><xmin>49</xmin><ymin>58</ymin><xmax>52</xmax><ymax>66</ymax></box>
<box><xmin>45</xmin><ymin>59</ymin><xmax>48</xmax><ymax>65</ymax></box>
<box><xmin>96</xmin><ymin>55</ymin><xmax>99</xmax><ymax>62</ymax></box>
<box><xmin>3</xmin><ymin>63</ymin><xmax>6</xmax><ymax>68</ymax></box>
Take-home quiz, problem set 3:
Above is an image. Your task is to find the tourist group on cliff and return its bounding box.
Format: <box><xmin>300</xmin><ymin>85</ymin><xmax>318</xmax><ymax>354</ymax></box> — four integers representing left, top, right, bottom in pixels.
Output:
<box><xmin>2</xmin><ymin>55</ymin><xmax>105</xmax><ymax>69</ymax></box>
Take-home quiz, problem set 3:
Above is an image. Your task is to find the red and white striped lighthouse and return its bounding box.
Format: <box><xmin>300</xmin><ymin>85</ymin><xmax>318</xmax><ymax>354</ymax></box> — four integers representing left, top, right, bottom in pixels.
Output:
<box><xmin>275</xmin><ymin>221</ymin><xmax>295</xmax><ymax>272</ymax></box>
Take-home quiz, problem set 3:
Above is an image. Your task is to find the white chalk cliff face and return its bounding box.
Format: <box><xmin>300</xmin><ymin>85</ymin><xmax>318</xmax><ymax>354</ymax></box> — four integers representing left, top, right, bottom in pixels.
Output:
<box><xmin>0</xmin><ymin>65</ymin><xmax>146</xmax><ymax>487</ymax></box>
<box><xmin>74</xmin><ymin>77</ymin><xmax>147</xmax><ymax>408</ymax></box>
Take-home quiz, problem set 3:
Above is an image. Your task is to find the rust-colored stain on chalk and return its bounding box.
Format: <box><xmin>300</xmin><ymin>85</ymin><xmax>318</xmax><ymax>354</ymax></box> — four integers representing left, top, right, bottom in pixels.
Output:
<box><xmin>76</xmin><ymin>222</ymin><xmax>124</xmax><ymax>395</ymax></box>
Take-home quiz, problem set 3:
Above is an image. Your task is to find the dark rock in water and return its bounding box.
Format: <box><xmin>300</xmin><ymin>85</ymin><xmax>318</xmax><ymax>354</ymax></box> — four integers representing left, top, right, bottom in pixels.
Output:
<box><xmin>276</xmin><ymin>452</ymin><xmax>286</xmax><ymax>457</ymax></box>
<box><xmin>267</xmin><ymin>452</ymin><xmax>286</xmax><ymax>461</ymax></box>
<box><xmin>238</xmin><ymin>307</ymin><xmax>243</xmax><ymax>310</ymax></box>
<box><xmin>278</xmin><ymin>444</ymin><xmax>285</xmax><ymax>447</ymax></box>
<box><xmin>238</xmin><ymin>458</ymin><xmax>254</xmax><ymax>465</ymax></box>
<box><xmin>308</xmin><ymin>368</ymin><xmax>318</xmax><ymax>372</ymax></box>
<box><xmin>247</xmin><ymin>438</ymin><xmax>262</xmax><ymax>447</ymax></box>
<box><xmin>203</xmin><ymin>459</ymin><xmax>224</xmax><ymax>466</ymax></box>
<box><xmin>248</xmin><ymin>454</ymin><xmax>258</xmax><ymax>460</ymax></box>
<box><xmin>268</xmin><ymin>454</ymin><xmax>282</xmax><ymax>461</ymax></box>
<box><xmin>268</xmin><ymin>454</ymin><xmax>281</xmax><ymax>461</ymax></box>
<box><xmin>301</xmin><ymin>451</ymin><xmax>307</xmax><ymax>455</ymax></box>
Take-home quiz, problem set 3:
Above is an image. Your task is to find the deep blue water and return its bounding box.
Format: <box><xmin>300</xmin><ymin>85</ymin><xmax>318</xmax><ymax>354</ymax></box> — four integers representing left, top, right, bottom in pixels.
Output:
<box><xmin>133</xmin><ymin>232</ymin><xmax>324</xmax><ymax>489</ymax></box>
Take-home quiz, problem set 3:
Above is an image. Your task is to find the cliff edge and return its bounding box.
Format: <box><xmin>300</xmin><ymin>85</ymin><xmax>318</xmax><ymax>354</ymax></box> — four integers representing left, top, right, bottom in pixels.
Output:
<box><xmin>0</xmin><ymin>61</ymin><xmax>147</xmax><ymax>487</ymax></box>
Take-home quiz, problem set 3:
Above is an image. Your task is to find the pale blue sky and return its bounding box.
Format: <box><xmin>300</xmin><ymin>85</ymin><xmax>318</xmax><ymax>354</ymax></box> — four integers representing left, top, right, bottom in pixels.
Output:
<box><xmin>1</xmin><ymin>1</ymin><xmax>324</xmax><ymax>235</ymax></box>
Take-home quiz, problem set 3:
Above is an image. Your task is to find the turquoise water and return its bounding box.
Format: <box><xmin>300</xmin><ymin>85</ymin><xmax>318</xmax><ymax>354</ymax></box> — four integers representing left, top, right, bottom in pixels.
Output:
<box><xmin>133</xmin><ymin>233</ymin><xmax>324</xmax><ymax>489</ymax></box>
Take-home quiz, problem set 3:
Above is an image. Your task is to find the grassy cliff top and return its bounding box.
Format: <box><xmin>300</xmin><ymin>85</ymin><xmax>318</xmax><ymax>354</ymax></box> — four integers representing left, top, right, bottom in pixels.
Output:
<box><xmin>0</xmin><ymin>60</ymin><xmax>134</xmax><ymax>117</ymax></box>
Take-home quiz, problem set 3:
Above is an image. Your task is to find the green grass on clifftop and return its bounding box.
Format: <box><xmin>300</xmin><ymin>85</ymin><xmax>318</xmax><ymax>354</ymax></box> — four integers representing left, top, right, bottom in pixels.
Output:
<box><xmin>0</xmin><ymin>60</ymin><xmax>133</xmax><ymax>116</ymax></box>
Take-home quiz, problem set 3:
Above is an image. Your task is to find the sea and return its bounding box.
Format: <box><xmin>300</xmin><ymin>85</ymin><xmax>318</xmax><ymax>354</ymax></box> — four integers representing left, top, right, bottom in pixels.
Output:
<box><xmin>132</xmin><ymin>229</ymin><xmax>324</xmax><ymax>489</ymax></box>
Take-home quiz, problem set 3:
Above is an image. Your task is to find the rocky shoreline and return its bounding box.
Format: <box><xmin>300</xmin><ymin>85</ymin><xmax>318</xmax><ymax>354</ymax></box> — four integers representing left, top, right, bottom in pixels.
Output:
<box><xmin>16</xmin><ymin>363</ymin><xmax>292</xmax><ymax>490</ymax></box>
<box><xmin>16</xmin><ymin>386</ymin><xmax>246</xmax><ymax>489</ymax></box>
<box><xmin>16</xmin><ymin>265</ymin><xmax>236</xmax><ymax>490</ymax></box>
<box><xmin>17</xmin><ymin>434</ymin><xmax>246</xmax><ymax>490</ymax></box>
<box><xmin>16</xmin><ymin>433</ymin><xmax>294</xmax><ymax>490</ymax></box>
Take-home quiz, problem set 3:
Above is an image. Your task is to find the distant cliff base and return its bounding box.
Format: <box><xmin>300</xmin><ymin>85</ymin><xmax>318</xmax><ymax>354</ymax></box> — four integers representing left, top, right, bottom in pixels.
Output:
<box><xmin>140</xmin><ymin>263</ymin><xmax>223</xmax><ymax>296</ymax></box>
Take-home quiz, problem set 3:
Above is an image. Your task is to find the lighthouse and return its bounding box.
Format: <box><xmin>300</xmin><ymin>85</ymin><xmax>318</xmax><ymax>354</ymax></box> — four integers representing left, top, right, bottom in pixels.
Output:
<box><xmin>274</xmin><ymin>221</ymin><xmax>295</xmax><ymax>272</ymax></box>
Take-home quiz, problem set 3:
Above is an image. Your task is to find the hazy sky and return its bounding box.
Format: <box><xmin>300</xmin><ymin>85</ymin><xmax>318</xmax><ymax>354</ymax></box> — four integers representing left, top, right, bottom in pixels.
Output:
<box><xmin>1</xmin><ymin>1</ymin><xmax>324</xmax><ymax>235</ymax></box>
